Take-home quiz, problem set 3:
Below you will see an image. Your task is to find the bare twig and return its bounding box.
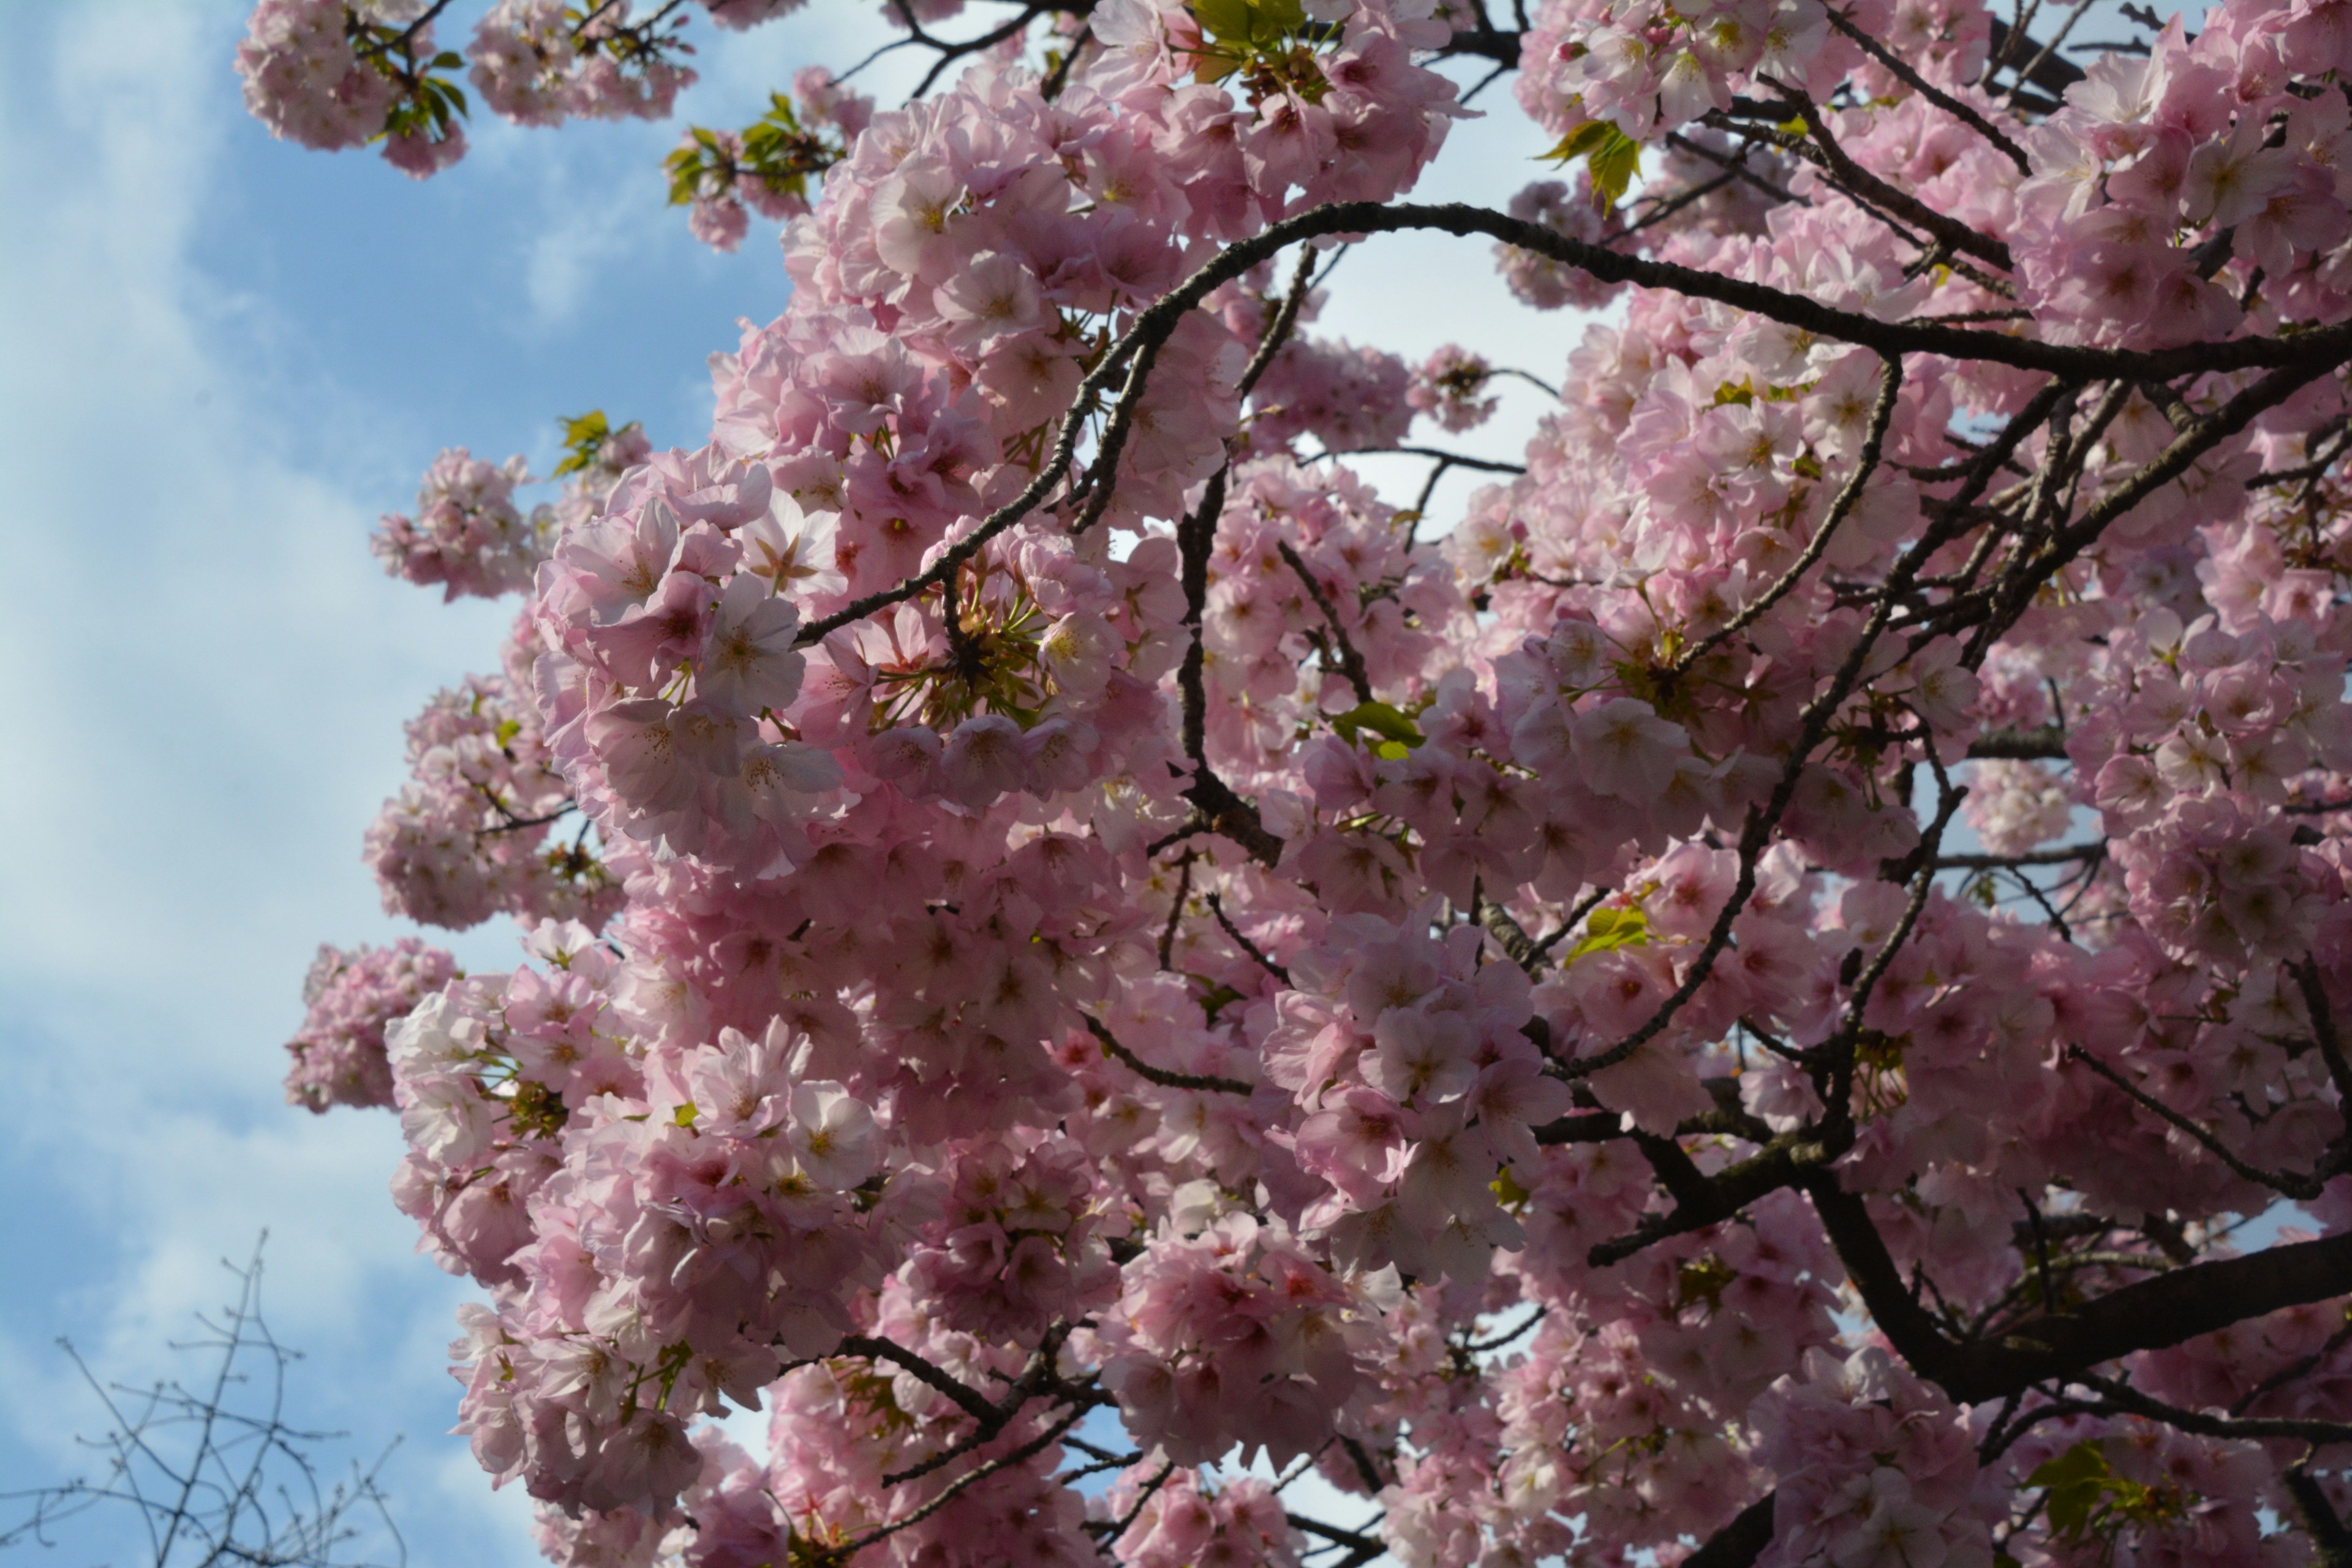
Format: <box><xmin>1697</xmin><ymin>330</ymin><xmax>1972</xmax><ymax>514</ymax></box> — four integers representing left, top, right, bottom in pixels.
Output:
<box><xmin>1</xmin><ymin>1240</ymin><xmax>404</xmax><ymax>1568</ymax></box>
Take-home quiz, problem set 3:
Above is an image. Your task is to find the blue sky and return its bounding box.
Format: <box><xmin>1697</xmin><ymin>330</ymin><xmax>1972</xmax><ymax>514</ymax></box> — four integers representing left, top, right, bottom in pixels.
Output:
<box><xmin>0</xmin><ymin>8</ymin><xmax>1575</xmax><ymax>1565</ymax></box>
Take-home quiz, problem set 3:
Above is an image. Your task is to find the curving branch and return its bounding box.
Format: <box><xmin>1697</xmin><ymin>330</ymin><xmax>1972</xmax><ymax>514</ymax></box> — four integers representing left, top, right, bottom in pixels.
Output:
<box><xmin>1205</xmin><ymin>890</ymin><xmax>1291</xmax><ymax>984</ymax></box>
<box><xmin>1239</xmin><ymin>245</ymin><xmax>1319</xmax><ymax>402</ymax></box>
<box><xmin>888</xmin><ymin>0</ymin><xmax>1065</xmax><ymax>98</ymax></box>
<box><xmin>2066</xmin><ymin>1372</ymin><xmax>2352</xmax><ymax>1447</ymax></box>
<box><xmin>1809</xmin><ymin>1175</ymin><xmax>2352</xmax><ymax>1405</ymax></box>
<box><xmin>1308</xmin><ymin>443</ymin><xmax>1527</xmax><ymax>474</ymax></box>
<box><xmin>2065</xmin><ymin>1046</ymin><xmax>2329</xmax><ymax>1200</ymax></box>
<box><xmin>816</xmin><ymin>1402</ymin><xmax>1093</xmax><ymax>1563</ymax></box>
<box><xmin>1082</xmin><ymin>1014</ymin><xmax>1254</xmax><ymax>1096</ymax></box>
<box><xmin>836</xmin><ymin>1335</ymin><xmax>1006</xmax><ymax>1430</ymax></box>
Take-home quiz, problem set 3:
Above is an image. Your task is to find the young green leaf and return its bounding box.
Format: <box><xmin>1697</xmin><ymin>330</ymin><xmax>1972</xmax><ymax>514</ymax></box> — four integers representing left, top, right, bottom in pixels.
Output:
<box><xmin>1567</xmin><ymin>905</ymin><xmax>1651</xmax><ymax>960</ymax></box>
<box><xmin>1331</xmin><ymin>701</ymin><xmax>1425</xmax><ymax>750</ymax></box>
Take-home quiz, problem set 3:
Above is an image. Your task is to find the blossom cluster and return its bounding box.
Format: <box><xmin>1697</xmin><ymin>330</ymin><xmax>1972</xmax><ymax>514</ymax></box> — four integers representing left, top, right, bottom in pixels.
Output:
<box><xmin>284</xmin><ymin>937</ymin><xmax>458</xmax><ymax>1110</ymax></box>
<box><xmin>371</xmin><ymin>448</ymin><xmax>550</xmax><ymax>600</ymax></box>
<box><xmin>360</xmin><ymin>618</ymin><xmax>622</xmax><ymax>931</ymax></box>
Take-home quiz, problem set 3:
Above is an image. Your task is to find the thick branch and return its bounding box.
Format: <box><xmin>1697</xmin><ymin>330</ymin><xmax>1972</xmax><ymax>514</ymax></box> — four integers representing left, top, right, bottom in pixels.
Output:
<box><xmin>2287</xmin><ymin>1457</ymin><xmax>2352</xmax><ymax>1567</ymax></box>
<box><xmin>835</xmin><ymin>1336</ymin><xmax>1004</xmax><ymax>1428</ymax></box>
<box><xmin>1966</xmin><ymin>725</ymin><xmax>2068</xmax><ymax>760</ymax></box>
<box><xmin>1685</xmin><ymin>1493</ymin><xmax>1778</xmax><ymax>1568</ymax></box>
<box><xmin>1589</xmin><ymin>1125</ymin><xmax>1853</xmax><ymax>1265</ymax></box>
<box><xmin>1808</xmin><ymin>1177</ymin><xmax>2352</xmax><ymax>1404</ymax></box>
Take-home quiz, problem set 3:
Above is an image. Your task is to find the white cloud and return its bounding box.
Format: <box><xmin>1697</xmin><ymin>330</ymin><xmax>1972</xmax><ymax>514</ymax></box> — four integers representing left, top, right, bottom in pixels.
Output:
<box><xmin>0</xmin><ymin>7</ymin><xmax>530</xmax><ymax>1563</ymax></box>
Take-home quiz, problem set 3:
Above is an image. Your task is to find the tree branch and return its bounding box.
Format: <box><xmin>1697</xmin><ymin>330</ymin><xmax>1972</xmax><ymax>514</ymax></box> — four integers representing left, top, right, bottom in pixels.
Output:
<box><xmin>1279</xmin><ymin>540</ymin><xmax>1375</xmax><ymax>705</ymax></box>
<box><xmin>1808</xmin><ymin>1177</ymin><xmax>2352</xmax><ymax>1404</ymax></box>
<box><xmin>1083</xmin><ymin>1014</ymin><xmax>1254</xmax><ymax>1096</ymax></box>
<box><xmin>1685</xmin><ymin>1493</ymin><xmax>1777</xmax><ymax>1568</ymax></box>
<box><xmin>1206</xmin><ymin>890</ymin><xmax>1291</xmax><ymax>984</ymax></box>
<box><xmin>1679</xmin><ymin>353</ymin><xmax>1902</xmax><ymax>671</ymax></box>
<box><xmin>1768</xmin><ymin>85</ymin><xmax>2015</xmax><ymax>270</ymax></box>
<box><xmin>1825</xmin><ymin>10</ymin><xmax>2031</xmax><ymax>173</ymax></box>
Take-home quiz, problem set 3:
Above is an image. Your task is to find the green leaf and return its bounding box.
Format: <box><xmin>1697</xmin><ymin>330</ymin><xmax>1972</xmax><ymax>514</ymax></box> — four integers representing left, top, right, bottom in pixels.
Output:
<box><xmin>1539</xmin><ymin>119</ymin><xmax>1618</xmax><ymax>166</ymax></box>
<box><xmin>1196</xmin><ymin>980</ymin><xmax>1246</xmax><ymax>1025</ymax></box>
<box><xmin>1190</xmin><ymin>0</ymin><xmax>1257</xmax><ymax>42</ymax></box>
<box><xmin>673</xmin><ymin>1102</ymin><xmax>699</xmax><ymax>1127</ymax></box>
<box><xmin>1588</xmin><ymin>126</ymin><xmax>1642</xmax><ymax>206</ymax></box>
<box><xmin>1254</xmin><ymin>0</ymin><xmax>1308</xmax><ymax>34</ymax></box>
<box><xmin>1567</xmin><ymin>905</ymin><xmax>1651</xmax><ymax>960</ymax></box>
<box><xmin>761</xmin><ymin>91</ymin><xmax>804</xmax><ymax>130</ymax></box>
<box><xmin>555</xmin><ymin>410</ymin><xmax>614</xmax><ymax>475</ymax></box>
<box><xmin>1331</xmin><ymin>701</ymin><xmax>1424</xmax><ymax>749</ymax></box>
<box><xmin>1541</xmin><ymin>120</ymin><xmax>1642</xmax><ymax>209</ymax></box>
<box><xmin>2027</xmin><ymin>1442</ymin><xmax>2114</xmax><ymax>1541</ymax></box>
<box><xmin>1185</xmin><ymin>0</ymin><xmax>1307</xmax><ymax>81</ymax></box>
<box><xmin>1191</xmin><ymin>0</ymin><xmax>1303</xmax><ymax>44</ymax></box>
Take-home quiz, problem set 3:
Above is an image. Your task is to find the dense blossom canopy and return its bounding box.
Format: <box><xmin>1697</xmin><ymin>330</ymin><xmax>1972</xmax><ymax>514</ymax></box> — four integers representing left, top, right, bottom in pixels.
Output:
<box><xmin>251</xmin><ymin>0</ymin><xmax>2352</xmax><ymax>1563</ymax></box>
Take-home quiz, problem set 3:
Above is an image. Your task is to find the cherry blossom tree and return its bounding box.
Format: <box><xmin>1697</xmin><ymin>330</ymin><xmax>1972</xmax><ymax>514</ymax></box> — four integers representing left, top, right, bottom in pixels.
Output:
<box><xmin>245</xmin><ymin>0</ymin><xmax>2352</xmax><ymax>1562</ymax></box>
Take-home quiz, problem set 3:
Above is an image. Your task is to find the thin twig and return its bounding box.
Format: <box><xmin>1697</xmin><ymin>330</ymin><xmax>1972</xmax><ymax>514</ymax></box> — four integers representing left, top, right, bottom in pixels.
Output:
<box><xmin>1206</xmin><ymin>891</ymin><xmax>1291</xmax><ymax>983</ymax></box>
<box><xmin>1278</xmin><ymin>540</ymin><xmax>1375</xmax><ymax>704</ymax></box>
<box><xmin>1825</xmin><ymin>9</ymin><xmax>2031</xmax><ymax>173</ymax></box>
<box><xmin>1083</xmin><ymin>1015</ymin><xmax>1254</xmax><ymax>1096</ymax></box>
<box><xmin>2064</xmin><ymin>1047</ymin><xmax>2324</xmax><ymax>1200</ymax></box>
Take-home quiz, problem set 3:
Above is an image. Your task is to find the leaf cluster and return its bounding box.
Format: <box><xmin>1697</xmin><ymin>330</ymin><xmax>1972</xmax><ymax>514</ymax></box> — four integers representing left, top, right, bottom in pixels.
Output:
<box><xmin>665</xmin><ymin>94</ymin><xmax>843</xmax><ymax>209</ymax></box>
<box><xmin>2026</xmin><ymin>1441</ymin><xmax>2187</xmax><ymax>1552</ymax></box>
<box><xmin>1185</xmin><ymin>0</ymin><xmax>1332</xmax><ymax>103</ymax></box>
<box><xmin>552</xmin><ymin>409</ymin><xmax>625</xmax><ymax>478</ymax></box>
<box><xmin>1330</xmin><ymin>698</ymin><xmax>1423</xmax><ymax>758</ymax></box>
<box><xmin>1566</xmin><ymin>904</ymin><xmax>1649</xmax><ymax>961</ymax></box>
<box><xmin>351</xmin><ymin>18</ymin><xmax>469</xmax><ymax>146</ymax></box>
